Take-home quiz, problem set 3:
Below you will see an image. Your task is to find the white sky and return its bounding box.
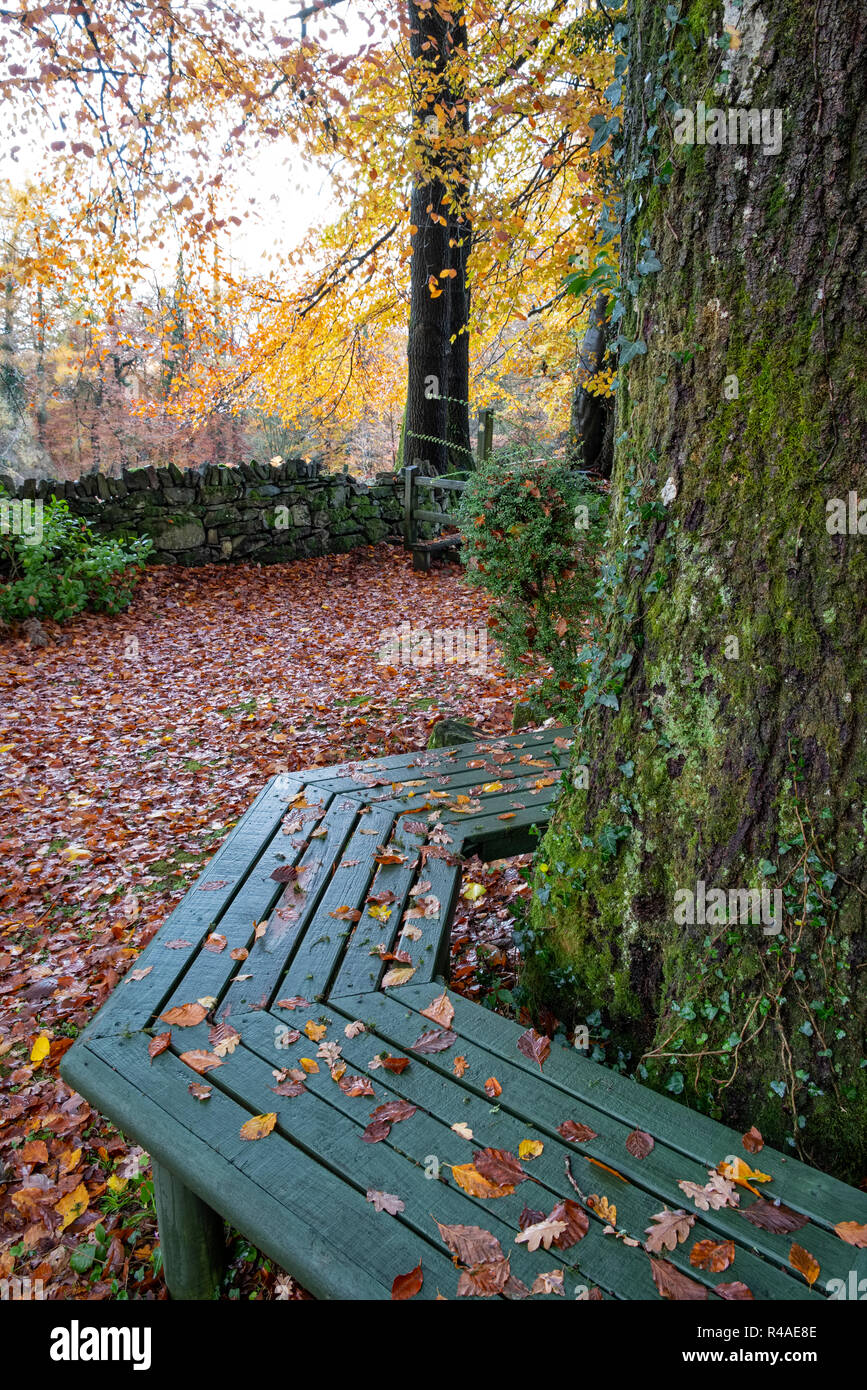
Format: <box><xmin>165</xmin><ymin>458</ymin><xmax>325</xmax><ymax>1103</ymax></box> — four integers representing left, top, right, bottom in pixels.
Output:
<box><xmin>0</xmin><ymin>1</ymin><xmax>377</xmax><ymax>283</ymax></box>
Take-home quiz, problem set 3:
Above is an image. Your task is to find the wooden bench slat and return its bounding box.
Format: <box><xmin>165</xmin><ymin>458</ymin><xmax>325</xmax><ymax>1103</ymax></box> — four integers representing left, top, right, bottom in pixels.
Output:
<box><xmin>66</xmin><ymin>1037</ymin><xmax>454</xmax><ymax>1300</ymax></box>
<box><xmin>238</xmin><ymin>1009</ymin><xmax>816</xmax><ymax>1302</ymax></box>
<box><xmin>329</xmin><ymin>989</ymin><xmax>857</xmax><ymax>1295</ymax></box>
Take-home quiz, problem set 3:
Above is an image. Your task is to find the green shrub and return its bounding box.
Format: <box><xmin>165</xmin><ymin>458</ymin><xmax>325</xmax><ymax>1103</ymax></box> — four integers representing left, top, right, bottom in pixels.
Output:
<box><xmin>0</xmin><ymin>493</ymin><xmax>152</xmax><ymax>624</ymax></box>
<box><xmin>457</xmin><ymin>447</ymin><xmax>607</xmax><ymax>717</ymax></box>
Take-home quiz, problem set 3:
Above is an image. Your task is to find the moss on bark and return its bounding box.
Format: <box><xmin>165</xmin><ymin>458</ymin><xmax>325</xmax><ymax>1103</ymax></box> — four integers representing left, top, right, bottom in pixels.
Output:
<box><xmin>527</xmin><ymin>0</ymin><xmax>867</xmax><ymax>1179</ymax></box>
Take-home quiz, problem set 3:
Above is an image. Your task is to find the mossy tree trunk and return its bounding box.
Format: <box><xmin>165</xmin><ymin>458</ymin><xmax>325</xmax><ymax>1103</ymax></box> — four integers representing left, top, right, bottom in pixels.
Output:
<box><xmin>530</xmin><ymin>0</ymin><xmax>867</xmax><ymax>1179</ymax></box>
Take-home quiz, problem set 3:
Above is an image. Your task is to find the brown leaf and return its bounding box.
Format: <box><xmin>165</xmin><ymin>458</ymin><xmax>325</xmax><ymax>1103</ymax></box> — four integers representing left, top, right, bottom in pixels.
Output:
<box><xmin>391</xmin><ymin>1262</ymin><xmax>423</xmax><ymax>1300</ymax></box>
<box><xmin>531</xmin><ymin>1269</ymin><xmax>565</xmax><ymax>1296</ymax></box>
<box><xmin>159</xmin><ymin>1002</ymin><xmax>207</xmax><ymax>1027</ymax></box>
<box><xmin>473</xmin><ymin>1148</ymin><xmax>530</xmax><ymax>1188</ymax></box>
<box><xmin>338</xmin><ymin>1074</ymin><xmax>375</xmax><ymax>1098</ymax></box>
<box><xmin>188</xmin><ymin>1082</ymin><xmax>212</xmax><ymax>1100</ymax></box>
<box><xmin>420</xmin><ymin>991</ymin><xmax>455</xmax><ymax>1028</ymax></box>
<box><xmin>271</xmin><ymin>1079</ymin><xmax>305</xmax><ymax>1097</ymax></box>
<box><xmin>625</xmin><ymin>1129</ymin><xmax>654</xmax><ymax>1159</ymax></box>
<box><xmin>208</xmin><ymin>1022</ymin><xmax>241</xmax><ymax>1056</ymax></box>
<box><xmin>483</xmin><ymin>1076</ymin><xmax>502</xmax><ymax>1098</ymax></box>
<box><xmin>370</xmin><ymin>1099</ymin><xmax>417</xmax><ymax>1124</ymax></box>
<box><xmin>457</xmin><ymin>1259</ymin><xmax>511</xmax><ymax>1297</ymax></box>
<box><xmin>689</xmin><ymin>1239</ymin><xmax>736</xmax><ymax>1272</ymax></box>
<box><xmin>276</xmin><ymin>996</ymin><xmax>309</xmax><ymax>1010</ymax></box>
<box><xmin>203</xmin><ymin>933</ymin><xmax>227</xmax><ymax>953</ymax></box>
<box><xmin>519</xmin><ymin>1206</ymin><xmax>545</xmax><ymax>1230</ymax></box>
<box><xmin>180</xmin><ymin>1050</ymin><xmax>223</xmax><ymax>1074</ymax></box>
<box><xmin>412</xmin><ymin>1028</ymin><xmax>457</xmax><ymax>1054</ymax></box>
<box><xmin>742</xmin><ymin>1125</ymin><xmax>764</xmax><ymax>1153</ymax></box>
<box><xmin>21</xmin><ymin>1140</ymin><xmax>49</xmax><ymax>1165</ymax></box>
<box><xmin>453</xmin><ymin>1055</ymin><xmax>468</xmax><ymax>1077</ymax></box>
<box><xmin>148</xmin><ymin>1031</ymin><xmax>171</xmax><ymax>1062</ymax></box>
<box><xmin>789</xmin><ymin>1243</ymin><xmax>820</xmax><ymax>1286</ymax></box>
<box><xmin>740</xmin><ymin>1198</ymin><xmax>808</xmax><ymax>1234</ymax></box>
<box><xmin>644</xmin><ymin>1208</ymin><xmax>695</xmax><ymax>1253</ymax></box>
<box><xmin>435</xmin><ymin>1221</ymin><xmax>504</xmax><ymax>1267</ymax></box>
<box><xmin>517</xmin><ymin>1027</ymin><xmax>550</xmax><ymax>1070</ymax></box>
<box><xmin>649</xmin><ymin>1257</ymin><xmax>708</xmax><ymax>1301</ymax></box>
<box><xmin>380</xmin><ymin>1055</ymin><xmax>410</xmax><ymax>1074</ymax></box>
<box><xmin>361</xmin><ymin>1119</ymin><xmax>392</xmax><ymax>1144</ymax></box>
<box><xmin>716</xmin><ymin>1281</ymin><xmax>754</xmax><ymax>1300</ymax></box>
<box><xmin>835</xmin><ymin>1220</ymin><xmax>867</xmax><ymax>1247</ymax></box>
<box><xmin>557</xmin><ymin>1120</ymin><xmax>598</xmax><ymax>1144</ymax></box>
<box><xmin>549</xmin><ymin>1199</ymin><xmax>589</xmax><ymax>1249</ymax></box>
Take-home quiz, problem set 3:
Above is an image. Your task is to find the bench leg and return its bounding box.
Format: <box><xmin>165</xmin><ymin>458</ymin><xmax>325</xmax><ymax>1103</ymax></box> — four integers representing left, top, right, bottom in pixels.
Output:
<box><xmin>152</xmin><ymin>1159</ymin><xmax>226</xmax><ymax>1300</ymax></box>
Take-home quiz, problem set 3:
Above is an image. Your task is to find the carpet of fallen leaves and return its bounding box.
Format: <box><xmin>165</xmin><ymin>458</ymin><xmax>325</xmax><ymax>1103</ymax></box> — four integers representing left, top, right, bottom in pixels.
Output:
<box><xmin>0</xmin><ymin>545</ymin><xmax>531</xmax><ymax>1300</ymax></box>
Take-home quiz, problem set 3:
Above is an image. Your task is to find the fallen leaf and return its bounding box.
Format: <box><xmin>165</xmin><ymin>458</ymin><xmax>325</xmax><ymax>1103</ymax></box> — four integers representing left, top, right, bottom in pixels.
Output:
<box><xmin>835</xmin><ymin>1221</ymin><xmax>867</xmax><ymax>1247</ymax></box>
<box><xmin>649</xmin><ymin>1257</ymin><xmax>708</xmax><ymax>1301</ymax></box>
<box><xmin>412</xmin><ymin>1028</ymin><xmax>456</xmax><ymax>1054</ymax></box>
<box><xmin>451</xmin><ymin>1122</ymin><xmax>473</xmax><ymax>1140</ymax></box>
<box><xmin>299</xmin><ymin>1058</ymin><xmax>319</xmax><ymax>1074</ymax></box>
<box><xmin>473</xmin><ymin>1148</ymin><xmax>531</xmax><ymax>1188</ymax></box>
<box><xmin>392</xmin><ymin>1262</ymin><xmax>423</xmax><ymax>1300</ymax></box>
<box><xmin>276</xmin><ymin>997</ymin><xmax>309</xmax><ymax>1010</ymax></box>
<box><xmin>644</xmin><ymin>1208</ymin><xmax>695</xmax><ymax>1254</ymax></box>
<box><xmin>531</xmin><ymin>1269</ymin><xmax>564</xmax><ymax>1296</ymax></box>
<box><xmin>457</xmin><ymin>1260</ymin><xmax>511</xmax><ymax>1297</ymax></box>
<box><xmin>517</xmin><ymin>1027</ymin><xmax>550</xmax><ymax>1070</ymax></box>
<box><xmin>690</xmin><ymin>1239</ymin><xmax>736</xmax><ymax>1272</ymax></box>
<box><xmin>56</xmin><ymin>1182</ymin><xmax>89</xmax><ymax>1231</ymax></box>
<box><xmin>518</xmin><ymin>1140</ymin><xmax>544</xmax><ymax>1161</ymax></box>
<box><xmin>339</xmin><ymin>1075</ymin><xmax>375</xmax><ymax>1097</ymax></box>
<box><xmin>715</xmin><ymin>1281</ymin><xmax>754</xmax><ymax>1299</ymax></box>
<box><xmin>453</xmin><ymin>1055</ymin><xmax>469</xmax><ymax>1077</ymax></box>
<box><xmin>367</xmin><ymin>1190</ymin><xmax>405</xmax><ymax>1215</ymax></box>
<box><xmin>420</xmin><ymin>992</ymin><xmax>455</xmax><ymax>1028</ymax></box>
<box><xmin>483</xmin><ymin>1076</ymin><xmax>502</xmax><ymax>1098</ymax></box>
<box><xmin>789</xmin><ymin>1243</ymin><xmax>820</xmax><ymax>1286</ymax></box>
<box><xmin>271</xmin><ymin>1079</ymin><xmax>305</xmax><ymax>1097</ymax></box>
<box><xmin>451</xmin><ymin>1164</ymin><xmax>515</xmax><ymax>1199</ymax></box>
<box><xmin>379</xmin><ymin>1055</ymin><xmax>409</xmax><ymax>1074</ymax></box>
<box><xmin>148</xmin><ymin>1032</ymin><xmax>171</xmax><ymax>1062</ymax></box>
<box><xmin>549</xmin><ymin>1199</ymin><xmax>589</xmax><ymax>1248</ymax></box>
<box><xmin>30</xmin><ymin>1034</ymin><xmax>50</xmax><ymax>1065</ymax></box>
<box><xmin>240</xmin><ymin>1113</ymin><xmax>277</xmax><ymax>1141</ymax></box>
<box><xmin>160</xmin><ymin>1002</ymin><xmax>207</xmax><ymax>1027</ymax></box>
<box><xmin>742</xmin><ymin>1125</ymin><xmax>764</xmax><ymax>1154</ymax></box>
<box><xmin>435</xmin><ymin>1222</ymin><xmax>504</xmax><ymax>1266</ymax></box>
<box><xmin>303</xmin><ymin>1020</ymin><xmax>327</xmax><ymax>1041</ymax></box>
<box><xmin>557</xmin><ymin>1120</ymin><xmax>598</xmax><ymax>1143</ymax></box>
<box><xmin>515</xmin><ymin>1218</ymin><xmax>568</xmax><ymax>1252</ymax></box>
<box><xmin>179</xmin><ymin>1050</ymin><xmax>223</xmax><ymax>1074</ymax></box>
<box><xmin>625</xmin><ymin>1129</ymin><xmax>654</xmax><ymax>1159</ymax></box>
<box><xmin>188</xmin><ymin>1083</ymin><xmax>212</xmax><ymax>1101</ymax></box>
<box><xmin>344</xmin><ymin>1020</ymin><xmax>366</xmax><ymax>1038</ymax></box>
<box><xmin>382</xmin><ymin>965</ymin><xmax>416</xmax><ymax>988</ymax></box>
<box><xmin>740</xmin><ymin>1198</ymin><xmax>808</xmax><ymax>1234</ymax></box>
<box><xmin>678</xmin><ymin>1172</ymin><xmax>740</xmax><ymax>1211</ymax></box>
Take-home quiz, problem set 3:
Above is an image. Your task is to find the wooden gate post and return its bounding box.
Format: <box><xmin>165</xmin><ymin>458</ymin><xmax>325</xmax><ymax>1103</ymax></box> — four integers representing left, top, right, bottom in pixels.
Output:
<box><xmin>476</xmin><ymin>408</ymin><xmax>494</xmax><ymax>463</ymax></box>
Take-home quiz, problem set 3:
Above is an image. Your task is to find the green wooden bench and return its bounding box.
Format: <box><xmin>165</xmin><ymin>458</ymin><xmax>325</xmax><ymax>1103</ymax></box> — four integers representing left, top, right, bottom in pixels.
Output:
<box><xmin>61</xmin><ymin>727</ymin><xmax>867</xmax><ymax>1301</ymax></box>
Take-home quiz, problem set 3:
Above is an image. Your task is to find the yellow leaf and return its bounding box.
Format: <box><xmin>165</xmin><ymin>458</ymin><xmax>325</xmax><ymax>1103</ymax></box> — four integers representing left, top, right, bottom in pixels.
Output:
<box><xmin>240</xmin><ymin>1113</ymin><xmax>277</xmax><ymax>1141</ymax></box>
<box><xmin>451</xmin><ymin>1164</ymin><xmax>515</xmax><ymax>1198</ymax></box>
<box><xmin>718</xmin><ymin>1156</ymin><xmax>772</xmax><ymax>1195</ymax></box>
<box><xmin>107</xmin><ymin>1174</ymin><xmax>127</xmax><ymax>1194</ymax></box>
<box><xmin>518</xmin><ymin>1139</ymin><xmax>544</xmax><ymax>1160</ymax></box>
<box><xmin>382</xmin><ymin>965</ymin><xmax>416</xmax><ymax>988</ymax></box>
<box><xmin>60</xmin><ymin>1147</ymin><xmax>81</xmax><ymax>1175</ymax></box>
<box><xmin>304</xmin><ymin>1021</ymin><xmax>327</xmax><ymax>1041</ymax></box>
<box><xmin>30</xmin><ymin>1034</ymin><xmax>50</xmax><ymax>1065</ymax></box>
<box><xmin>56</xmin><ymin>1182</ymin><xmax>89</xmax><ymax>1230</ymax></box>
<box><xmin>461</xmin><ymin>883</ymin><xmax>487</xmax><ymax>902</ymax></box>
<box><xmin>300</xmin><ymin>1058</ymin><xmax>320</xmax><ymax>1073</ymax></box>
<box><xmin>481</xmin><ymin>781</ymin><xmax>504</xmax><ymax>793</ymax></box>
<box><xmin>368</xmin><ymin>903</ymin><xmax>393</xmax><ymax>921</ymax></box>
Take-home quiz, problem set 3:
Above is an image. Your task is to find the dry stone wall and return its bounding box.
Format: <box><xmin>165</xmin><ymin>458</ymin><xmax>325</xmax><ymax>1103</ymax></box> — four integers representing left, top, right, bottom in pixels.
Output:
<box><xmin>0</xmin><ymin>459</ymin><xmax>405</xmax><ymax>565</ymax></box>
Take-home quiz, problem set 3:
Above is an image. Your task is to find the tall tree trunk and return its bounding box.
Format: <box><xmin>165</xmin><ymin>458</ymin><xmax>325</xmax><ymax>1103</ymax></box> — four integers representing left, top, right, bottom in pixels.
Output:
<box><xmin>445</xmin><ymin>9</ymin><xmax>472</xmax><ymax>471</ymax></box>
<box><xmin>529</xmin><ymin>0</ymin><xmax>867</xmax><ymax>1180</ymax></box>
<box><xmin>406</xmin><ymin>1</ymin><xmax>470</xmax><ymax>475</ymax></box>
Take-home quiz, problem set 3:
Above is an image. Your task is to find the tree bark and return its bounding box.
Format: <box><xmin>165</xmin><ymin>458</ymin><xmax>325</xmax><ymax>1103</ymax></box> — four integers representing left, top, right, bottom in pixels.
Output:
<box><xmin>406</xmin><ymin>1</ymin><xmax>470</xmax><ymax>475</ymax></box>
<box><xmin>529</xmin><ymin>0</ymin><xmax>867</xmax><ymax>1180</ymax></box>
